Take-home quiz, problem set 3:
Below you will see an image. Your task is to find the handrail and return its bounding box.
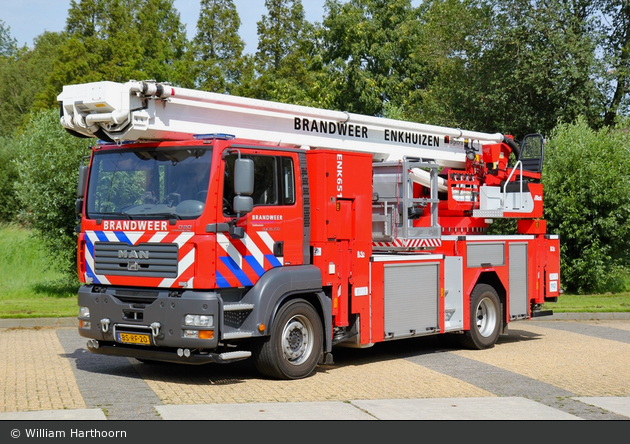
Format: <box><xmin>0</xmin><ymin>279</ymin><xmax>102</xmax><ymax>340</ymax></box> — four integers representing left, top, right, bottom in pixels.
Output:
<box><xmin>502</xmin><ymin>160</ymin><xmax>524</xmax><ymax>211</ymax></box>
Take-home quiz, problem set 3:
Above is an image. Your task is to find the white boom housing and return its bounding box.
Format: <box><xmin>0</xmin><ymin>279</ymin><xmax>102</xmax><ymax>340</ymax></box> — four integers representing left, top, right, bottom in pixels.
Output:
<box><xmin>58</xmin><ymin>80</ymin><xmax>507</xmax><ymax>168</ymax></box>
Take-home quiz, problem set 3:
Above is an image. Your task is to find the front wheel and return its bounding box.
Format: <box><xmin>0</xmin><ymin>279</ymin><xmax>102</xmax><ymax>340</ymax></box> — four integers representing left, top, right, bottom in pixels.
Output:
<box><xmin>459</xmin><ymin>284</ymin><xmax>502</xmax><ymax>350</ymax></box>
<box><xmin>254</xmin><ymin>299</ymin><xmax>323</xmax><ymax>380</ymax></box>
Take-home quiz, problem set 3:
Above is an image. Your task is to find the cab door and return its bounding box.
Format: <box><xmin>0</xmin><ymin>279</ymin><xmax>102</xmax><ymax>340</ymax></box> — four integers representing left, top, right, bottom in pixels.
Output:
<box><xmin>216</xmin><ymin>149</ymin><xmax>303</xmax><ymax>288</ymax></box>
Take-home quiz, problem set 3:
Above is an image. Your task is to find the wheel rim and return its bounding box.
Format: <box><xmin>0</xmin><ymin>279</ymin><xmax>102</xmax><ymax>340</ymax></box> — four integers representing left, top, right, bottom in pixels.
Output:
<box><xmin>281</xmin><ymin>314</ymin><xmax>314</xmax><ymax>366</ymax></box>
<box><xmin>475</xmin><ymin>296</ymin><xmax>498</xmax><ymax>338</ymax></box>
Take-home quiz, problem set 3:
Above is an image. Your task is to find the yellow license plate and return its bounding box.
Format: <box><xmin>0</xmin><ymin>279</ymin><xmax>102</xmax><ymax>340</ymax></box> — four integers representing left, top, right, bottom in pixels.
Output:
<box><xmin>117</xmin><ymin>332</ymin><xmax>151</xmax><ymax>345</ymax></box>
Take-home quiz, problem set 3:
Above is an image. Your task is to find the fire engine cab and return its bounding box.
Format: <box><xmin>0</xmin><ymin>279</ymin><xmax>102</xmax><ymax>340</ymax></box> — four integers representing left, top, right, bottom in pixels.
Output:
<box><xmin>58</xmin><ymin>80</ymin><xmax>561</xmax><ymax>379</ymax></box>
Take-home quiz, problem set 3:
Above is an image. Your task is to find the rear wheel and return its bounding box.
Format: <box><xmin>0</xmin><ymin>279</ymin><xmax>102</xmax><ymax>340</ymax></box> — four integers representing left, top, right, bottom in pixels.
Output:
<box><xmin>459</xmin><ymin>284</ymin><xmax>502</xmax><ymax>350</ymax></box>
<box><xmin>254</xmin><ymin>299</ymin><xmax>323</xmax><ymax>380</ymax></box>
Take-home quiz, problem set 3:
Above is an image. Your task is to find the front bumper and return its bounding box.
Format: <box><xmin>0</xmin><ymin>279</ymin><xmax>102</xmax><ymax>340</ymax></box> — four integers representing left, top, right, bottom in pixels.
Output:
<box><xmin>85</xmin><ymin>339</ymin><xmax>251</xmax><ymax>364</ymax></box>
<box><xmin>77</xmin><ymin>284</ymin><xmax>221</xmax><ymax>351</ymax></box>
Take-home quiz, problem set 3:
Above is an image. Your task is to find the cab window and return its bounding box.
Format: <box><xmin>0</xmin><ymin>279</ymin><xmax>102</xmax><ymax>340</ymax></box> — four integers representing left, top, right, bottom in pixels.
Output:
<box><xmin>223</xmin><ymin>154</ymin><xmax>295</xmax><ymax>215</ymax></box>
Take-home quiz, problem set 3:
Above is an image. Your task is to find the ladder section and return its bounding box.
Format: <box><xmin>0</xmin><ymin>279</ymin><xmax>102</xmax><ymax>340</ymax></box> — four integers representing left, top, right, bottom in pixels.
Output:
<box><xmin>372</xmin><ymin>157</ymin><xmax>441</xmax><ymax>250</ymax></box>
<box><xmin>58</xmin><ymin>80</ymin><xmax>508</xmax><ymax>169</ymax></box>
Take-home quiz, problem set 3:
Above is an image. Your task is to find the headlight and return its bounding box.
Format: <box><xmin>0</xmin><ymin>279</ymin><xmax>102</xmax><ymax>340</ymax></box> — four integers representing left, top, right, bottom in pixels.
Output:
<box><xmin>184</xmin><ymin>314</ymin><xmax>213</xmax><ymax>327</ymax></box>
<box><xmin>79</xmin><ymin>306</ymin><xmax>90</xmax><ymax>318</ymax></box>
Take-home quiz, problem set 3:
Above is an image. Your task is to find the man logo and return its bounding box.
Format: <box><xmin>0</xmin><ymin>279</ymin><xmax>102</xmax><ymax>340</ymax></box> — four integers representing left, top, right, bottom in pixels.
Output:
<box><xmin>118</xmin><ymin>250</ymin><xmax>149</xmax><ymax>272</ymax></box>
<box><xmin>118</xmin><ymin>250</ymin><xmax>150</xmax><ymax>259</ymax></box>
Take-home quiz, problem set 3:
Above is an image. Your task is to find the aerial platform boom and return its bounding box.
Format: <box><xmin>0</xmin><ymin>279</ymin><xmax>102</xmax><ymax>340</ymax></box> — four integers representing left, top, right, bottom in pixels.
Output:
<box><xmin>58</xmin><ymin>80</ymin><xmax>510</xmax><ymax>169</ymax></box>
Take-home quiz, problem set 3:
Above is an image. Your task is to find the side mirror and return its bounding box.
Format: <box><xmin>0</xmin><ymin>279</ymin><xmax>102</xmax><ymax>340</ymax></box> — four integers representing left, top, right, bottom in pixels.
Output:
<box><xmin>234</xmin><ymin>158</ymin><xmax>254</xmax><ymax>196</ymax></box>
<box><xmin>228</xmin><ymin>156</ymin><xmax>254</xmax><ymax>239</ymax></box>
<box><xmin>75</xmin><ymin>198</ymin><xmax>84</xmax><ymax>220</ymax></box>
<box><xmin>233</xmin><ymin>195</ymin><xmax>253</xmax><ymax>215</ymax></box>
<box><xmin>229</xmin><ymin>195</ymin><xmax>252</xmax><ymax>239</ymax></box>
<box><xmin>77</xmin><ymin>165</ymin><xmax>88</xmax><ymax>198</ymax></box>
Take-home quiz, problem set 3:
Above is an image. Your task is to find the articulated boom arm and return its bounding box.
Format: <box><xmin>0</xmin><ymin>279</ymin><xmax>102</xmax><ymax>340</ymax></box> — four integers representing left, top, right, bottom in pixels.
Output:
<box><xmin>58</xmin><ymin>80</ymin><xmax>513</xmax><ymax>169</ymax></box>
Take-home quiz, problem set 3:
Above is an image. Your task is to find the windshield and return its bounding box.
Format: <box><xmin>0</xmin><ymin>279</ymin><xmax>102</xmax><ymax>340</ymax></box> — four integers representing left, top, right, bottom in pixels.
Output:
<box><xmin>86</xmin><ymin>147</ymin><xmax>212</xmax><ymax>220</ymax></box>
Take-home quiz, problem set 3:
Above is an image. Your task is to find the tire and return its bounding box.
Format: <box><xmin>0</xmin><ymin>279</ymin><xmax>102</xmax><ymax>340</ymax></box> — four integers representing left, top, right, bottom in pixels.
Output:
<box><xmin>254</xmin><ymin>299</ymin><xmax>323</xmax><ymax>380</ymax></box>
<box><xmin>459</xmin><ymin>284</ymin><xmax>502</xmax><ymax>350</ymax></box>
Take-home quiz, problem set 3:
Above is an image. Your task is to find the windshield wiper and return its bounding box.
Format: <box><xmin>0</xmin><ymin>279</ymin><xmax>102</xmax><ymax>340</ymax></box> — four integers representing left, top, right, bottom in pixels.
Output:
<box><xmin>88</xmin><ymin>212</ymin><xmax>133</xmax><ymax>220</ymax></box>
<box><xmin>149</xmin><ymin>212</ymin><xmax>182</xmax><ymax>220</ymax></box>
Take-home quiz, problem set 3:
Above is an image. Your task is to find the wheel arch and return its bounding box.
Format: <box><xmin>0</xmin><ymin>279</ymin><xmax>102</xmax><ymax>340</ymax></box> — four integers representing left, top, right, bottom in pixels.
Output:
<box><xmin>268</xmin><ymin>291</ymin><xmax>331</xmax><ymax>354</ymax></box>
<box><xmin>471</xmin><ymin>271</ymin><xmax>507</xmax><ymax>330</ymax></box>
<box><xmin>241</xmin><ymin>265</ymin><xmax>332</xmax><ymax>353</ymax></box>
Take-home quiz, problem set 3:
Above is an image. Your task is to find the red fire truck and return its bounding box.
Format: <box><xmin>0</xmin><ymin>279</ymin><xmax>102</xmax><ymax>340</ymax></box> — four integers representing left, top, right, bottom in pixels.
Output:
<box><xmin>58</xmin><ymin>80</ymin><xmax>561</xmax><ymax>379</ymax></box>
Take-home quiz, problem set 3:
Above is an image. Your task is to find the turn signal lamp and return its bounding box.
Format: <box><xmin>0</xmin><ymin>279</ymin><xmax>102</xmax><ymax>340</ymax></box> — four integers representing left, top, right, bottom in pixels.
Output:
<box><xmin>79</xmin><ymin>306</ymin><xmax>90</xmax><ymax>329</ymax></box>
<box><xmin>183</xmin><ymin>330</ymin><xmax>214</xmax><ymax>340</ymax></box>
<box><xmin>199</xmin><ymin>330</ymin><xmax>214</xmax><ymax>340</ymax></box>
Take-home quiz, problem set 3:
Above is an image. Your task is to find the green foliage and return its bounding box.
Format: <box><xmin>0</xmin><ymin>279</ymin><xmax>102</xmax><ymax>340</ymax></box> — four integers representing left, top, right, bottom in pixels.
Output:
<box><xmin>12</xmin><ymin>109</ymin><xmax>92</xmax><ymax>278</ymax></box>
<box><xmin>0</xmin><ymin>32</ymin><xmax>66</xmax><ymax>136</ymax></box>
<box><xmin>239</xmin><ymin>0</ymin><xmax>325</xmax><ymax>104</ymax></box>
<box><xmin>46</xmin><ymin>0</ymin><xmax>190</xmax><ymax>103</ymax></box>
<box><xmin>256</xmin><ymin>0</ymin><xmax>307</xmax><ymax>72</ymax></box>
<box><xmin>319</xmin><ymin>0</ymin><xmax>425</xmax><ymax>117</ymax></box>
<box><xmin>602</xmin><ymin>0</ymin><xmax>630</xmax><ymax>125</ymax></box>
<box><xmin>0</xmin><ymin>19</ymin><xmax>17</xmax><ymax>57</ymax></box>
<box><xmin>193</xmin><ymin>0</ymin><xmax>245</xmax><ymax>92</ymax></box>
<box><xmin>544</xmin><ymin>117</ymin><xmax>630</xmax><ymax>293</ymax></box>
<box><xmin>0</xmin><ymin>137</ymin><xmax>19</xmax><ymax>222</ymax></box>
<box><xmin>420</xmin><ymin>0</ymin><xmax>604</xmax><ymax>138</ymax></box>
<box><xmin>136</xmin><ymin>0</ymin><xmax>189</xmax><ymax>83</ymax></box>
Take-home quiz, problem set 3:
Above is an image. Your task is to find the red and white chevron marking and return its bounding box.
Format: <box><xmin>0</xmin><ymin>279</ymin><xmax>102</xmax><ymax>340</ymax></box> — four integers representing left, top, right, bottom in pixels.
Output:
<box><xmin>372</xmin><ymin>237</ymin><xmax>442</xmax><ymax>249</ymax></box>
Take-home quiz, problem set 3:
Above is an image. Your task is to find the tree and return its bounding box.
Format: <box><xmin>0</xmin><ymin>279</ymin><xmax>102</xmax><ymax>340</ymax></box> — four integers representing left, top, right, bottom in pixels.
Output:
<box><xmin>420</xmin><ymin>0</ymin><xmax>605</xmax><ymax>138</ymax></box>
<box><xmin>48</xmin><ymin>0</ymin><xmax>190</xmax><ymax>101</ymax></box>
<box><xmin>0</xmin><ymin>20</ymin><xmax>17</xmax><ymax>57</ymax></box>
<box><xmin>12</xmin><ymin>109</ymin><xmax>92</xmax><ymax>277</ymax></box>
<box><xmin>602</xmin><ymin>0</ymin><xmax>630</xmax><ymax>126</ymax></box>
<box><xmin>256</xmin><ymin>0</ymin><xmax>306</xmax><ymax>72</ymax></box>
<box><xmin>48</xmin><ymin>0</ymin><xmax>141</xmax><ymax>96</ymax></box>
<box><xmin>241</xmin><ymin>0</ymin><xmax>323</xmax><ymax>104</ymax></box>
<box><xmin>0</xmin><ymin>32</ymin><xmax>66</xmax><ymax>136</ymax></box>
<box><xmin>193</xmin><ymin>0</ymin><xmax>245</xmax><ymax>92</ymax></box>
<box><xmin>0</xmin><ymin>136</ymin><xmax>19</xmax><ymax>222</ymax></box>
<box><xmin>543</xmin><ymin>117</ymin><xmax>630</xmax><ymax>293</ymax></box>
<box><xmin>318</xmin><ymin>0</ymin><xmax>426</xmax><ymax>117</ymax></box>
<box><xmin>135</xmin><ymin>0</ymin><xmax>190</xmax><ymax>85</ymax></box>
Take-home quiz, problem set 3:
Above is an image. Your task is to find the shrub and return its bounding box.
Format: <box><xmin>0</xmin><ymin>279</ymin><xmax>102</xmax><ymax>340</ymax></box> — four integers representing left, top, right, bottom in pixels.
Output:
<box><xmin>12</xmin><ymin>108</ymin><xmax>92</xmax><ymax>277</ymax></box>
<box><xmin>543</xmin><ymin>117</ymin><xmax>630</xmax><ymax>293</ymax></box>
<box><xmin>0</xmin><ymin>136</ymin><xmax>19</xmax><ymax>222</ymax></box>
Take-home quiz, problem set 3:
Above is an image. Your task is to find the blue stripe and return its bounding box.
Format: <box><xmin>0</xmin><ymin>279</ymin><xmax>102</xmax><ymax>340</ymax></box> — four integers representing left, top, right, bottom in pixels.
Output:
<box><xmin>86</xmin><ymin>238</ymin><xmax>95</xmax><ymax>259</ymax></box>
<box><xmin>216</xmin><ymin>271</ymin><xmax>230</xmax><ymax>288</ymax></box>
<box><xmin>95</xmin><ymin>231</ymin><xmax>108</xmax><ymax>242</ymax></box>
<box><xmin>220</xmin><ymin>256</ymin><xmax>253</xmax><ymax>287</ymax></box>
<box><xmin>85</xmin><ymin>262</ymin><xmax>100</xmax><ymax>284</ymax></box>
<box><xmin>244</xmin><ymin>255</ymin><xmax>265</xmax><ymax>277</ymax></box>
<box><xmin>265</xmin><ymin>254</ymin><xmax>282</xmax><ymax>268</ymax></box>
<box><xmin>114</xmin><ymin>231</ymin><xmax>132</xmax><ymax>245</ymax></box>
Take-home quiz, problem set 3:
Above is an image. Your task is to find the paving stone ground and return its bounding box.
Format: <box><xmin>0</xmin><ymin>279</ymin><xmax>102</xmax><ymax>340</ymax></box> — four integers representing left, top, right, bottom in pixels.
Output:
<box><xmin>0</xmin><ymin>316</ymin><xmax>629</xmax><ymax>420</ymax></box>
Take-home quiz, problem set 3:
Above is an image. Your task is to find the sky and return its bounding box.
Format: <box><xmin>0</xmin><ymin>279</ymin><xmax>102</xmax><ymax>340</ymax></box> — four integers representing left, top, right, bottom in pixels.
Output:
<box><xmin>1</xmin><ymin>0</ymin><xmax>332</xmax><ymax>55</ymax></box>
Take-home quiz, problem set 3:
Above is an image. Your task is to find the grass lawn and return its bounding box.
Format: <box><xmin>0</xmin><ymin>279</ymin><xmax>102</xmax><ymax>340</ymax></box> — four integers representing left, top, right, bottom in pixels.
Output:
<box><xmin>542</xmin><ymin>292</ymin><xmax>630</xmax><ymax>313</ymax></box>
<box><xmin>0</xmin><ymin>224</ymin><xmax>79</xmax><ymax>318</ymax></box>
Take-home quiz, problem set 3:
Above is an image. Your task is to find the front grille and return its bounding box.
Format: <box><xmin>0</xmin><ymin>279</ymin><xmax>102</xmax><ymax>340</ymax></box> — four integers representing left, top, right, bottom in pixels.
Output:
<box><xmin>94</xmin><ymin>242</ymin><xmax>178</xmax><ymax>278</ymax></box>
